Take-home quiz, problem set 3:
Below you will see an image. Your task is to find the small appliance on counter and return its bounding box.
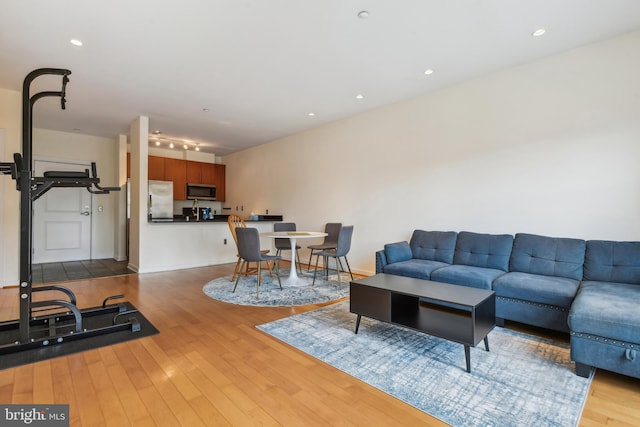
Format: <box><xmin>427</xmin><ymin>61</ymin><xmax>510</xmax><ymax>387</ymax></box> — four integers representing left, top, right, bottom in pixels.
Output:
<box><xmin>182</xmin><ymin>207</ymin><xmax>222</xmax><ymax>221</ymax></box>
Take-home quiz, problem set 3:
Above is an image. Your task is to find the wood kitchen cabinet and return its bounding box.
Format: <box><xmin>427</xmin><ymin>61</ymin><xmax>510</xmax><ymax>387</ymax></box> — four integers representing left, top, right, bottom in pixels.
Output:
<box><xmin>186</xmin><ymin>161</ymin><xmax>216</xmax><ymax>185</ymax></box>
<box><xmin>164</xmin><ymin>158</ymin><xmax>187</xmax><ymax>200</ymax></box>
<box><xmin>127</xmin><ymin>154</ymin><xmax>165</xmax><ymax>180</ymax></box>
<box><xmin>133</xmin><ymin>156</ymin><xmax>223</xmax><ymax>201</ymax></box>
<box><xmin>214</xmin><ymin>163</ymin><xmax>225</xmax><ymax>201</ymax></box>
<box><xmin>186</xmin><ymin>161</ymin><xmax>201</xmax><ymax>184</ymax></box>
<box><xmin>201</xmin><ymin>163</ymin><xmax>217</xmax><ymax>185</ymax></box>
<box><xmin>148</xmin><ymin>155</ymin><xmax>165</xmax><ymax>181</ymax></box>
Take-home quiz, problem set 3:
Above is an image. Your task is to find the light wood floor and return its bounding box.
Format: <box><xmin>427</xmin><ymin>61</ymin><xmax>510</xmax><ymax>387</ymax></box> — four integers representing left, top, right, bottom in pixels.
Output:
<box><xmin>0</xmin><ymin>263</ymin><xmax>639</xmax><ymax>426</ymax></box>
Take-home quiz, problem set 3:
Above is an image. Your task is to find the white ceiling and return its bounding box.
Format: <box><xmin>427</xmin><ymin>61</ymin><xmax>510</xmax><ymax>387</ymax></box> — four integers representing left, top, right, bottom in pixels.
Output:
<box><xmin>2</xmin><ymin>1</ymin><xmax>640</xmax><ymax>156</ymax></box>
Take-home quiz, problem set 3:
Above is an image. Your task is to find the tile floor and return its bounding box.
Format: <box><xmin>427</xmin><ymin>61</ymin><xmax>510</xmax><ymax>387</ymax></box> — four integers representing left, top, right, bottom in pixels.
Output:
<box><xmin>31</xmin><ymin>259</ymin><xmax>134</xmax><ymax>284</ymax></box>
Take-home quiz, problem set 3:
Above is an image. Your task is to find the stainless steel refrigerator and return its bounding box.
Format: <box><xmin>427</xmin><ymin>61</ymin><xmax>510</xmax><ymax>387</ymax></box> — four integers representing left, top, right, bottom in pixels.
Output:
<box><xmin>148</xmin><ymin>180</ymin><xmax>174</xmax><ymax>220</ymax></box>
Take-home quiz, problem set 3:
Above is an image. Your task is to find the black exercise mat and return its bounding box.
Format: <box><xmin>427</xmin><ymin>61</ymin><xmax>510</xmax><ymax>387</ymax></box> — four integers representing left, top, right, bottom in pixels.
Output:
<box><xmin>0</xmin><ymin>302</ymin><xmax>159</xmax><ymax>370</ymax></box>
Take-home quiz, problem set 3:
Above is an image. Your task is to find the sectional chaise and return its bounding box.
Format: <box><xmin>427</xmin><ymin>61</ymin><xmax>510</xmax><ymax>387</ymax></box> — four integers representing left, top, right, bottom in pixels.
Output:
<box><xmin>375</xmin><ymin>230</ymin><xmax>640</xmax><ymax>379</ymax></box>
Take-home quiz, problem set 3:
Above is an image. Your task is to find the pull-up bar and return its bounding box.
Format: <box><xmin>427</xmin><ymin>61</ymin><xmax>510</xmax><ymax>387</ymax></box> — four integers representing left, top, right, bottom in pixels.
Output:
<box><xmin>0</xmin><ymin>68</ymin><xmax>134</xmax><ymax>352</ymax></box>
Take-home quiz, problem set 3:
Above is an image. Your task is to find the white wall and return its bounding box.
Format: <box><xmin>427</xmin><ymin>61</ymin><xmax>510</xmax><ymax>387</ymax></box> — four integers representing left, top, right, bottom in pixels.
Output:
<box><xmin>148</xmin><ymin>146</ymin><xmax>217</xmax><ymax>163</ymax></box>
<box><xmin>32</xmin><ymin>128</ymin><xmax>119</xmax><ymax>260</ymax></box>
<box><xmin>223</xmin><ymin>31</ymin><xmax>640</xmax><ymax>275</ymax></box>
<box><xmin>0</xmin><ymin>87</ymin><xmax>21</xmax><ymax>286</ymax></box>
<box><xmin>114</xmin><ymin>134</ymin><xmax>128</xmax><ymax>261</ymax></box>
<box><xmin>0</xmin><ymin>129</ymin><xmax>5</xmax><ymax>285</ymax></box>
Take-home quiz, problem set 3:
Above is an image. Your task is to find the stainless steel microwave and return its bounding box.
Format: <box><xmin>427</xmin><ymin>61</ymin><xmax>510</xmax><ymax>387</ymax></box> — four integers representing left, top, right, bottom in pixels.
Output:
<box><xmin>186</xmin><ymin>183</ymin><xmax>217</xmax><ymax>200</ymax></box>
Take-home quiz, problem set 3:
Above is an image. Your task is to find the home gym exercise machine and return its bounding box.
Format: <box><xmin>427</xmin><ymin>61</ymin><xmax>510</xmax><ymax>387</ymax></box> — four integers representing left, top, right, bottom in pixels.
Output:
<box><xmin>0</xmin><ymin>68</ymin><xmax>141</xmax><ymax>357</ymax></box>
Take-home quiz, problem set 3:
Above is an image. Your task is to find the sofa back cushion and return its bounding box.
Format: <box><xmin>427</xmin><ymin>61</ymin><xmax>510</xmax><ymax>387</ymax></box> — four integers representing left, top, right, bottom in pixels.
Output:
<box><xmin>453</xmin><ymin>231</ymin><xmax>513</xmax><ymax>271</ymax></box>
<box><xmin>583</xmin><ymin>240</ymin><xmax>640</xmax><ymax>284</ymax></box>
<box><xmin>409</xmin><ymin>230</ymin><xmax>457</xmax><ymax>264</ymax></box>
<box><xmin>509</xmin><ymin>233</ymin><xmax>585</xmax><ymax>281</ymax></box>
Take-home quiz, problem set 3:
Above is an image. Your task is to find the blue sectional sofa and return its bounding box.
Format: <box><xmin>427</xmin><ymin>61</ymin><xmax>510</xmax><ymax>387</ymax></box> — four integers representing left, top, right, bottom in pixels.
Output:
<box><xmin>375</xmin><ymin>230</ymin><xmax>640</xmax><ymax>379</ymax></box>
<box><xmin>568</xmin><ymin>240</ymin><xmax>640</xmax><ymax>379</ymax></box>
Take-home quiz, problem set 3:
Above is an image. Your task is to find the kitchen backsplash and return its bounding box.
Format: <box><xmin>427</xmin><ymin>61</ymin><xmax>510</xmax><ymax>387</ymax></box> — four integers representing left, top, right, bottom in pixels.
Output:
<box><xmin>174</xmin><ymin>200</ymin><xmax>223</xmax><ymax>216</ymax></box>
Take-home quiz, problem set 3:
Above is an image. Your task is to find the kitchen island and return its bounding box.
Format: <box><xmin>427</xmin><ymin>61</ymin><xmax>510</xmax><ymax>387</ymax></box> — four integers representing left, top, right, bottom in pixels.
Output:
<box><xmin>133</xmin><ymin>216</ymin><xmax>291</xmax><ymax>274</ymax></box>
<box><xmin>149</xmin><ymin>215</ymin><xmax>283</xmax><ymax>223</ymax></box>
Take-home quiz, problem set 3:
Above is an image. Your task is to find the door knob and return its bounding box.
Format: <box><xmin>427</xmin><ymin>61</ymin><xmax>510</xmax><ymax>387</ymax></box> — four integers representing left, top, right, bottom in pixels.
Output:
<box><xmin>80</xmin><ymin>211</ymin><xmax>90</xmax><ymax>216</ymax></box>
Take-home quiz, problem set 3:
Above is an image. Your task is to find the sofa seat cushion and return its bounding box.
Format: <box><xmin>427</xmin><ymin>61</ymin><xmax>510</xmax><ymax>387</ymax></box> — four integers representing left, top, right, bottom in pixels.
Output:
<box><xmin>383</xmin><ymin>259</ymin><xmax>449</xmax><ymax>280</ymax></box>
<box><xmin>569</xmin><ymin>281</ymin><xmax>640</xmax><ymax>343</ymax></box>
<box><xmin>430</xmin><ymin>265</ymin><xmax>505</xmax><ymax>290</ymax></box>
<box><xmin>492</xmin><ymin>272</ymin><xmax>579</xmax><ymax>308</ymax></box>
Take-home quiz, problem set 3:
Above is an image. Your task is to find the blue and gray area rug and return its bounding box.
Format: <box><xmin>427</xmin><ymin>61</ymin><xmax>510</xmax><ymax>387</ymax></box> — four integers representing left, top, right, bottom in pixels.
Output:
<box><xmin>203</xmin><ymin>269</ymin><xmax>350</xmax><ymax>306</ymax></box>
<box><xmin>257</xmin><ymin>301</ymin><xmax>593</xmax><ymax>427</ymax></box>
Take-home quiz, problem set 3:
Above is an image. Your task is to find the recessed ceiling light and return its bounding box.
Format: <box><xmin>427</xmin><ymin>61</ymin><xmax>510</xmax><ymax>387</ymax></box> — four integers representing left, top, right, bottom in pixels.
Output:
<box><xmin>70</xmin><ymin>39</ymin><xmax>83</xmax><ymax>47</ymax></box>
<box><xmin>356</xmin><ymin>94</ymin><xmax>364</xmax><ymax>100</ymax></box>
<box><xmin>532</xmin><ymin>28</ymin><xmax>546</xmax><ymax>37</ymax></box>
<box><xmin>357</xmin><ymin>11</ymin><xmax>369</xmax><ymax>19</ymax></box>
<box><xmin>308</xmin><ymin>112</ymin><xmax>315</xmax><ymax>117</ymax></box>
<box><xmin>153</xmin><ymin>130</ymin><xmax>162</xmax><ymax>135</ymax></box>
<box><xmin>155</xmin><ymin>141</ymin><xmax>160</xmax><ymax>146</ymax></box>
<box><xmin>169</xmin><ymin>143</ymin><xmax>174</xmax><ymax>149</ymax></box>
<box><xmin>424</xmin><ymin>69</ymin><xmax>434</xmax><ymax>75</ymax></box>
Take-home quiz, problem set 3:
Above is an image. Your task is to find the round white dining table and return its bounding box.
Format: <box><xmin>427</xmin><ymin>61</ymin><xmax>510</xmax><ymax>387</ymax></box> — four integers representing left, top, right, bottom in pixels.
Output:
<box><xmin>260</xmin><ymin>231</ymin><xmax>327</xmax><ymax>286</ymax></box>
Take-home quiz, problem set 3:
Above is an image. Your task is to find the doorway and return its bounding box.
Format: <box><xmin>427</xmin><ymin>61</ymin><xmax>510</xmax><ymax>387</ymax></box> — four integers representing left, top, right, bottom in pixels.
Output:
<box><xmin>33</xmin><ymin>159</ymin><xmax>93</xmax><ymax>263</ymax></box>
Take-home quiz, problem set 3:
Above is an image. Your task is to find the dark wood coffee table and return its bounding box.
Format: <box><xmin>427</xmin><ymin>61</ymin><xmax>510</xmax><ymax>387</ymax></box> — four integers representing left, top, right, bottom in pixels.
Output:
<box><xmin>350</xmin><ymin>274</ymin><xmax>495</xmax><ymax>373</ymax></box>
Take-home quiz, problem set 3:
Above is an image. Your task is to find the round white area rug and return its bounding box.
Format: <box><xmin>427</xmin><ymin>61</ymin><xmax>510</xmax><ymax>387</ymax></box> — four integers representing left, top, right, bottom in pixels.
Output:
<box><xmin>202</xmin><ymin>268</ymin><xmax>351</xmax><ymax>307</ymax></box>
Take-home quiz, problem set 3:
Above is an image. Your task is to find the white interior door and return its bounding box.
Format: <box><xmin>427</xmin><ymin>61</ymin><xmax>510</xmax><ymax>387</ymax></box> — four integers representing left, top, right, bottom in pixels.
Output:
<box><xmin>33</xmin><ymin>160</ymin><xmax>92</xmax><ymax>263</ymax></box>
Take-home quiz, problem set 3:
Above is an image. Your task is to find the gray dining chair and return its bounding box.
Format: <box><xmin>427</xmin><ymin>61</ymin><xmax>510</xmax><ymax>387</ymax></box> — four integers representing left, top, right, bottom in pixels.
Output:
<box><xmin>228</xmin><ymin>214</ymin><xmax>273</xmax><ymax>281</ymax></box>
<box><xmin>307</xmin><ymin>223</ymin><xmax>342</xmax><ymax>272</ymax></box>
<box><xmin>234</xmin><ymin>227</ymin><xmax>282</xmax><ymax>297</ymax></box>
<box><xmin>274</xmin><ymin>222</ymin><xmax>302</xmax><ymax>273</ymax></box>
<box><xmin>312</xmin><ymin>225</ymin><xmax>354</xmax><ymax>286</ymax></box>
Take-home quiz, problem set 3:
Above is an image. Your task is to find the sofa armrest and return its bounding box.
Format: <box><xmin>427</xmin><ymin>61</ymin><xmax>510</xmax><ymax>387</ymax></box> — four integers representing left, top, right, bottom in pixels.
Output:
<box><xmin>375</xmin><ymin>250</ymin><xmax>387</xmax><ymax>274</ymax></box>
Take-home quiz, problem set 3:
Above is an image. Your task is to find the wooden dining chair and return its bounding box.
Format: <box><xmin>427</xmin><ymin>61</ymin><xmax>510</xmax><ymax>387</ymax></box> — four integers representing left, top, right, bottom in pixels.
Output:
<box><xmin>228</xmin><ymin>214</ymin><xmax>273</xmax><ymax>281</ymax></box>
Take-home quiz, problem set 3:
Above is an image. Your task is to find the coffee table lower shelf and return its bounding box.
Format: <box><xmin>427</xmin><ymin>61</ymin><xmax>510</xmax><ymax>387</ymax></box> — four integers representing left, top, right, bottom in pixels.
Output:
<box><xmin>350</xmin><ymin>274</ymin><xmax>496</xmax><ymax>373</ymax></box>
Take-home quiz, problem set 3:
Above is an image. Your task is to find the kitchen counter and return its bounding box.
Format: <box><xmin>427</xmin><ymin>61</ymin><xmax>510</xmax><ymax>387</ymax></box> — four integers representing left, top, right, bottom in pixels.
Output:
<box><xmin>149</xmin><ymin>217</ymin><xmax>227</xmax><ymax>223</ymax></box>
<box><xmin>149</xmin><ymin>214</ymin><xmax>283</xmax><ymax>223</ymax></box>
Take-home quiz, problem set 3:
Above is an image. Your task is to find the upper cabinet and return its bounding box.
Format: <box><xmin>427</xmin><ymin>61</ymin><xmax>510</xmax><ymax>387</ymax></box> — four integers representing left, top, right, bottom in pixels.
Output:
<box><xmin>186</xmin><ymin>161</ymin><xmax>216</xmax><ymax>185</ymax></box>
<box><xmin>164</xmin><ymin>158</ymin><xmax>187</xmax><ymax>200</ymax></box>
<box><xmin>142</xmin><ymin>156</ymin><xmax>225</xmax><ymax>201</ymax></box>
<box><xmin>214</xmin><ymin>164</ymin><xmax>225</xmax><ymax>202</ymax></box>
<box><xmin>148</xmin><ymin>155</ymin><xmax>165</xmax><ymax>181</ymax></box>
